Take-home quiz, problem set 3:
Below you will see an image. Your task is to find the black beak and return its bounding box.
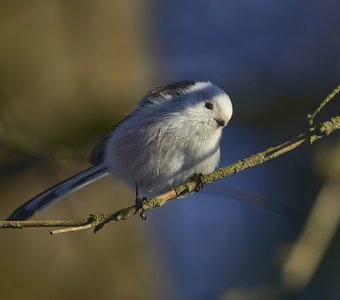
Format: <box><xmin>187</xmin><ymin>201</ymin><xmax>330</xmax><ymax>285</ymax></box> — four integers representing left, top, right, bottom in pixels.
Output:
<box><xmin>215</xmin><ymin>119</ymin><xmax>226</xmax><ymax>127</ymax></box>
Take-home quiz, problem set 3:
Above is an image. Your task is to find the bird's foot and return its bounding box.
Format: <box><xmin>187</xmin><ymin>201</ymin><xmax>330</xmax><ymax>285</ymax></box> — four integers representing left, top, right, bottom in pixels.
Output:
<box><xmin>192</xmin><ymin>173</ymin><xmax>205</xmax><ymax>192</ymax></box>
<box><xmin>135</xmin><ymin>196</ymin><xmax>147</xmax><ymax>220</ymax></box>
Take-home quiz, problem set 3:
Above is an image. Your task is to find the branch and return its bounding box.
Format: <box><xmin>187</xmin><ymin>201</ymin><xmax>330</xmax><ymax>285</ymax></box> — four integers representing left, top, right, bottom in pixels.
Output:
<box><xmin>307</xmin><ymin>85</ymin><xmax>340</xmax><ymax>125</ymax></box>
<box><xmin>1</xmin><ymin>87</ymin><xmax>339</xmax><ymax>234</ymax></box>
<box><xmin>0</xmin><ymin>216</ymin><xmax>104</xmax><ymax>233</ymax></box>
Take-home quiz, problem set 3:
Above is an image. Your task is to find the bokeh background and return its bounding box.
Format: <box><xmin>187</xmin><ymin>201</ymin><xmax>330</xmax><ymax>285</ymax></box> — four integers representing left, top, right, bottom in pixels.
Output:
<box><xmin>1</xmin><ymin>1</ymin><xmax>339</xmax><ymax>299</ymax></box>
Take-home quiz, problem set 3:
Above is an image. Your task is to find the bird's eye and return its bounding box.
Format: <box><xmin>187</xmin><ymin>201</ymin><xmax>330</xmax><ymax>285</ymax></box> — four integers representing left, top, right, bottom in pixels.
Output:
<box><xmin>205</xmin><ymin>102</ymin><xmax>213</xmax><ymax>110</ymax></box>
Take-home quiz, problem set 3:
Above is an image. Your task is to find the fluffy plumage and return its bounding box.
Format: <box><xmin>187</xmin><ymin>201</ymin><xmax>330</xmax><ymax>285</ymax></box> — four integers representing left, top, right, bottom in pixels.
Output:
<box><xmin>7</xmin><ymin>80</ymin><xmax>233</xmax><ymax>220</ymax></box>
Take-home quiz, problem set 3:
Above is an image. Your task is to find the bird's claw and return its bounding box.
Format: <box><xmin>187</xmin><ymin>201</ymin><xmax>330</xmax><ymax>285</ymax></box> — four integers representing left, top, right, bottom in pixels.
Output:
<box><xmin>192</xmin><ymin>173</ymin><xmax>205</xmax><ymax>192</ymax></box>
<box><xmin>135</xmin><ymin>196</ymin><xmax>147</xmax><ymax>220</ymax></box>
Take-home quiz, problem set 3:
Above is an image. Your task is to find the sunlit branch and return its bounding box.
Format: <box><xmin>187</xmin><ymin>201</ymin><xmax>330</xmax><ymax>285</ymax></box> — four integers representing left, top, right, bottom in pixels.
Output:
<box><xmin>0</xmin><ymin>86</ymin><xmax>339</xmax><ymax>234</ymax></box>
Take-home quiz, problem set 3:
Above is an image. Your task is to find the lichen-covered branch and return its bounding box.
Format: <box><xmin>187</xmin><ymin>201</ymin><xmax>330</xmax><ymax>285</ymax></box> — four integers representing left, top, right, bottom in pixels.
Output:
<box><xmin>0</xmin><ymin>86</ymin><xmax>339</xmax><ymax>235</ymax></box>
<box><xmin>92</xmin><ymin>114</ymin><xmax>340</xmax><ymax>234</ymax></box>
<box><xmin>0</xmin><ymin>216</ymin><xmax>104</xmax><ymax>232</ymax></box>
<box><xmin>307</xmin><ymin>85</ymin><xmax>340</xmax><ymax>125</ymax></box>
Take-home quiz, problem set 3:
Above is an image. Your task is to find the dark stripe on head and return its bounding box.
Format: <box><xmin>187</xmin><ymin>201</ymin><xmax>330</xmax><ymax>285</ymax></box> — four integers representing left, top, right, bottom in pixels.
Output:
<box><xmin>147</xmin><ymin>80</ymin><xmax>196</xmax><ymax>98</ymax></box>
<box><xmin>139</xmin><ymin>80</ymin><xmax>197</xmax><ymax>108</ymax></box>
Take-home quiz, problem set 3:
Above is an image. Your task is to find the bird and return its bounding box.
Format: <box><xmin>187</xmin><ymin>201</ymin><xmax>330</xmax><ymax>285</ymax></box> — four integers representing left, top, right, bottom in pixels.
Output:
<box><xmin>7</xmin><ymin>80</ymin><xmax>233</xmax><ymax>220</ymax></box>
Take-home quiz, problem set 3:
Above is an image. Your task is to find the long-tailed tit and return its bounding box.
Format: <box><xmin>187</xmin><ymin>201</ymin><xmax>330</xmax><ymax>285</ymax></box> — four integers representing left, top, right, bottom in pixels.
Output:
<box><xmin>8</xmin><ymin>80</ymin><xmax>233</xmax><ymax>220</ymax></box>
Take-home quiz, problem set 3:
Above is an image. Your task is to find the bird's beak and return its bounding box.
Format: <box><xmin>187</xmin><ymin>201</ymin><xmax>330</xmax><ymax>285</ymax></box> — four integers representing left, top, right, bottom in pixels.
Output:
<box><xmin>215</xmin><ymin>119</ymin><xmax>226</xmax><ymax>127</ymax></box>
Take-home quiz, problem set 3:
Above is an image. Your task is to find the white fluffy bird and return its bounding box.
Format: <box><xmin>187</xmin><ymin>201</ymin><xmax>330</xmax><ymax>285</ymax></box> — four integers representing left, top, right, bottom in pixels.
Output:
<box><xmin>8</xmin><ymin>80</ymin><xmax>233</xmax><ymax>220</ymax></box>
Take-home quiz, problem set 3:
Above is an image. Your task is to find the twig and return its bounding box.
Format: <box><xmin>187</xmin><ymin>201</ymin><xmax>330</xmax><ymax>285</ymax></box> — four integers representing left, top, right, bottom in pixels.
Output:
<box><xmin>307</xmin><ymin>85</ymin><xmax>340</xmax><ymax>125</ymax></box>
<box><xmin>0</xmin><ymin>219</ymin><xmax>88</xmax><ymax>229</ymax></box>
<box><xmin>1</xmin><ymin>86</ymin><xmax>339</xmax><ymax>234</ymax></box>
<box><xmin>0</xmin><ymin>215</ymin><xmax>106</xmax><ymax>233</ymax></box>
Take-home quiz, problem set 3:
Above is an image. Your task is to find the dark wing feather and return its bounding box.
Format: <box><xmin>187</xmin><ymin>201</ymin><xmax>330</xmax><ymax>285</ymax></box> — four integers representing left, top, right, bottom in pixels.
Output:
<box><xmin>88</xmin><ymin>114</ymin><xmax>133</xmax><ymax>165</ymax></box>
<box><xmin>88</xmin><ymin>131</ymin><xmax>111</xmax><ymax>165</ymax></box>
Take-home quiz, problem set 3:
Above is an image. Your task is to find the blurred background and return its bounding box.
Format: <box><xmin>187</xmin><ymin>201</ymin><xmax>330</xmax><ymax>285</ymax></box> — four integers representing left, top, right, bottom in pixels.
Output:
<box><xmin>0</xmin><ymin>1</ymin><xmax>339</xmax><ymax>299</ymax></box>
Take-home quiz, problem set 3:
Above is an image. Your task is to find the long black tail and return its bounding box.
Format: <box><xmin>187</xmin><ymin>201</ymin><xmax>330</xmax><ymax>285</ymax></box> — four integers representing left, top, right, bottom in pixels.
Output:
<box><xmin>7</xmin><ymin>164</ymin><xmax>109</xmax><ymax>220</ymax></box>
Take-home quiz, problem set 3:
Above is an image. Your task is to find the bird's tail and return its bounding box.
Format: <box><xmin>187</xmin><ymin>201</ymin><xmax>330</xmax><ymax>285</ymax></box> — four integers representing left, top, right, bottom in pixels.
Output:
<box><xmin>7</xmin><ymin>164</ymin><xmax>109</xmax><ymax>220</ymax></box>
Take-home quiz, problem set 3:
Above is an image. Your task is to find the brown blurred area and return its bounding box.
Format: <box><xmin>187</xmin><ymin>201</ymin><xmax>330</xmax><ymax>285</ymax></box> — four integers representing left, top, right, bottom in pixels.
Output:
<box><xmin>1</xmin><ymin>1</ymin><xmax>340</xmax><ymax>299</ymax></box>
<box><xmin>0</xmin><ymin>1</ymin><xmax>164</xmax><ymax>299</ymax></box>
